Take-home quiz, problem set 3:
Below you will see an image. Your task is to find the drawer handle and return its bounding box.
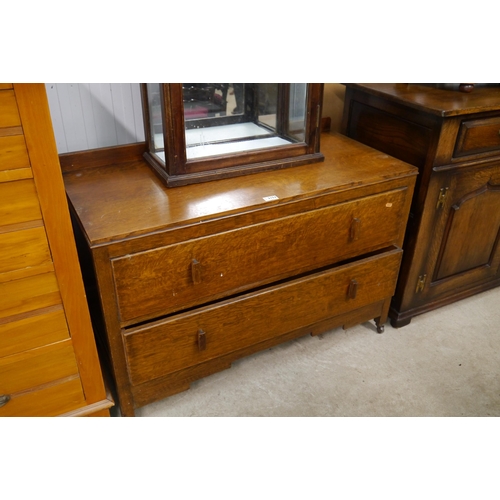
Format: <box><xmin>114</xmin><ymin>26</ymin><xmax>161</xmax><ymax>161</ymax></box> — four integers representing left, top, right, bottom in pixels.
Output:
<box><xmin>191</xmin><ymin>259</ymin><xmax>202</xmax><ymax>284</ymax></box>
<box><xmin>198</xmin><ymin>329</ymin><xmax>207</xmax><ymax>351</ymax></box>
<box><xmin>347</xmin><ymin>279</ymin><xmax>358</xmax><ymax>299</ymax></box>
<box><xmin>0</xmin><ymin>394</ymin><xmax>11</xmax><ymax>408</ymax></box>
<box><xmin>350</xmin><ymin>218</ymin><xmax>361</xmax><ymax>242</ymax></box>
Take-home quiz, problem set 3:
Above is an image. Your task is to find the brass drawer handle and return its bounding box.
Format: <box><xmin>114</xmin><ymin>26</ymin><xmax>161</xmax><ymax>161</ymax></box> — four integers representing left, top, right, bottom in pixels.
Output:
<box><xmin>0</xmin><ymin>394</ymin><xmax>11</xmax><ymax>408</ymax></box>
<box><xmin>347</xmin><ymin>279</ymin><xmax>358</xmax><ymax>299</ymax></box>
<box><xmin>198</xmin><ymin>329</ymin><xmax>207</xmax><ymax>351</ymax></box>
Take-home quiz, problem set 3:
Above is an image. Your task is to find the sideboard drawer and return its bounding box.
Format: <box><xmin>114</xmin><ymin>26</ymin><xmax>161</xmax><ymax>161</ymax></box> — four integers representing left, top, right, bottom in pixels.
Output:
<box><xmin>112</xmin><ymin>188</ymin><xmax>409</xmax><ymax>324</ymax></box>
<box><xmin>454</xmin><ymin>116</ymin><xmax>500</xmax><ymax>158</ymax></box>
<box><xmin>124</xmin><ymin>247</ymin><xmax>402</xmax><ymax>386</ymax></box>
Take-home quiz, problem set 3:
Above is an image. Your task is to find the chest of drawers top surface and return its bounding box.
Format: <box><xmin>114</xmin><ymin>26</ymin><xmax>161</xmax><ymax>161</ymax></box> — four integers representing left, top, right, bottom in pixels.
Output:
<box><xmin>344</xmin><ymin>84</ymin><xmax>500</xmax><ymax>117</ymax></box>
<box><xmin>63</xmin><ymin>133</ymin><xmax>417</xmax><ymax>246</ymax></box>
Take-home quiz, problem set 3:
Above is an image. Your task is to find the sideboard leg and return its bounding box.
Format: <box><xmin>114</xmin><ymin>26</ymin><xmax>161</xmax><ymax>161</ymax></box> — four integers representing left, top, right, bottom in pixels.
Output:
<box><xmin>390</xmin><ymin>316</ymin><xmax>412</xmax><ymax>329</ymax></box>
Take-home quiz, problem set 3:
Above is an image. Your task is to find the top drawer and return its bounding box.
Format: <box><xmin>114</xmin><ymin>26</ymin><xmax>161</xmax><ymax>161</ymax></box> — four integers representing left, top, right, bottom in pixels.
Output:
<box><xmin>111</xmin><ymin>187</ymin><xmax>409</xmax><ymax>325</ymax></box>
<box><xmin>454</xmin><ymin>116</ymin><xmax>500</xmax><ymax>158</ymax></box>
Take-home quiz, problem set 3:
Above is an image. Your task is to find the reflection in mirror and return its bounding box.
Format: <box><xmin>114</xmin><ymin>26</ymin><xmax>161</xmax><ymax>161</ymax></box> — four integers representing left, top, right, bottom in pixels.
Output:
<box><xmin>182</xmin><ymin>84</ymin><xmax>308</xmax><ymax>160</ymax></box>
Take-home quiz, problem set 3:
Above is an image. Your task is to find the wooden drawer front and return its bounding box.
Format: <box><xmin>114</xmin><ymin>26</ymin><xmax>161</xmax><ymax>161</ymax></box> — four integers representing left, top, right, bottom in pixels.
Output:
<box><xmin>0</xmin><ymin>90</ymin><xmax>21</xmax><ymax>129</ymax></box>
<box><xmin>0</xmin><ymin>272</ymin><xmax>61</xmax><ymax>321</ymax></box>
<box><xmin>454</xmin><ymin>117</ymin><xmax>500</xmax><ymax>158</ymax></box>
<box><xmin>0</xmin><ymin>135</ymin><xmax>32</xmax><ymax>183</ymax></box>
<box><xmin>124</xmin><ymin>248</ymin><xmax>402</xmax><ymax>386</ymax></box>
<box><xmin>113</xmin><ymin>188</ymin><xmax>408</xmax><ymax>324</ymax></box>
<box><xmin>0</xmin><ymin>377</ymin><xmax>85</xmax><ymax>417</ymax></box>
<box><xmin>0</xmin><ymin>179</ymin><xmax>42</xmax><ymax>227</ymax></box>
<box><xmin>0</xmin><ymin>307</ymin><xmax>69</xmax><ymax>358</ymax></box>
<box><xmin>0</xmin><ymin>339</ymin><xmax>80</xmax><ymax>395</ymax></box>
<box><xmin>0</xmin><ymin>226</ymin><xmax>53</xmax><ymax>282</ymax></box>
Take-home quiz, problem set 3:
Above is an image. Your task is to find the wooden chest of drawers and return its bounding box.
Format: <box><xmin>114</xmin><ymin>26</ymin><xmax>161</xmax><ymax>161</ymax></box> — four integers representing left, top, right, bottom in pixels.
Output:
<box><xmin>342</xmin><ymin>84</ymin><xmax>500</xmax><ymax>327</ymax></box>
<box><xmin>63</xmin><ymin>133</ymin><xmax>417</xmax><ymax>416</ymax></box>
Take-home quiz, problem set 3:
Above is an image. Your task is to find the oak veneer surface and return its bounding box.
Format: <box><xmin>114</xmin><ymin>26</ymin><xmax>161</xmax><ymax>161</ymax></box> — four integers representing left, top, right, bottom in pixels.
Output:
<box><xmin>64</xmin><ymin>132</ymin><xmax>417</xmax><ymax>415</ymax></box>
<box><xmin>64</xmin><ymin>133</ymin><xmax>416</xmax><ymax>245</ymax></box>
<box><xmin>111</xmin><ymin>187</ymin><xmax>409</xmax><ymax>324</ymax></box>
<box><xmin>124</xmin><ymin>248</ymin><xmax>402</xmax><ymax>386</ymax></box>
<box><xmin>345</xmin><ymin>84</ymin><xmax>500</xmax><ymax>117</ymax></box>
<box><xmin>342</xmin><ymin>83</ymin><xmax>500</xmax><ymax>328</ymax></box>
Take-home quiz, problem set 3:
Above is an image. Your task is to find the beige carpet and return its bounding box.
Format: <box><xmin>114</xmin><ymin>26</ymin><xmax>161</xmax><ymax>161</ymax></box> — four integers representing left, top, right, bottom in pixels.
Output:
<box><xmin>134</xmin><ymin>286</ymin><xmax>500</xmax><ymax>417</ymax></box>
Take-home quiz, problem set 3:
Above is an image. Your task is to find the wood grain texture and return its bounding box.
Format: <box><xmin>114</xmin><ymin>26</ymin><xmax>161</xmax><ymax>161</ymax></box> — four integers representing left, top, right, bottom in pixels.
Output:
<box><xmin>125</xmin><ymin>248</ymin><xmax>402</xmax><ymax>386</ymax></box>
<box><xmin>343</xmin><ymin>83</ymin><xmax>500</xmax><ymax>327</ymax></box>
<box><xmin>434</xmin><ymin>182</ymin><xmax>500</xmax><ymax>280</ymax></box>
<box><xmin>0</xmin><ymin>376</ymin><xmax>85</xmax><ymax>417</ymax></box>
<box><xmin>0</xmin><ymin>225</ymin><xmax>52</xmax><ymax>281</ymax></box>
<box><xmin>112</xmin><ymin>187</ymin><xmax>409</xmax><ymax>324</ymax></box>
<box><xmin>60</xmin><ymin>401</ymin><xmax>113</xmax><ymax>417</ymax></box>
<box><xmin>59</xmin><ymin>142</ymin><xmax>146</xmax><ymax>172</ymax></box>
<box><xmin>0</xmin><ymin>168</ymin><xmax>33</xmax><ymax>183</ymax></box>
<box><xmin>64</xmin><ymin>133</ymin><xmax>416</xmax><ymax>245</ymax></box>
<box><xmin>0</xmin><ymin>179</ymin><xmax>42</xmax><ymax>226</ymax></box>
<box><xmin>91</xmin><ymin>245</ymin><xmax>135</xmax><ymax>417</ymax></box>
<box><xmin>454</xmin><ymin>116</ymin><xmax>500</xmax><ymax>157</ymax></box>
<box><xmin>0</xmin><ymin>339</ymin><xmax>80</xmax><ymax>394</ymax></box>
<box><xmin>11</xmin><ymin>84</ymin><xmax>108</xmax><ymax>410</ymax></box>
<box><xmin>0</xmin><ymin>134</ymin><xmax>30</xmax><ymax>172</ymax></box>
<box><xmin>0</xmin><ymin>90</ymin><xmax>21</xmax><ymax>128</ymax></box>
<box><xmin>0</xmin><ymin>272</ymin><xmax>61</xmax><ymax>321</ymax></box>
<box><xmin>0</xmin><ymin>306</ymin><xmax>69</xmax><ymax>358</ymax></box>
<box><xmin>344</xmin><ymin>84</ymin><xmax>500</xmax><ymax>117</ymax></box>
<box><xmin>0</xmin><ymin>126</ymin><xmax>23</xmax><ymax>138</ymax></box>
<box><xmin>415</xmin><ymin>164</ymin><xmax>500</xmax><ymax>303</ymax></box>
<box><xmin>65</xmin><ymin>131</ymin><xmax>417</xmax><ymax>415</ymax></box>
<box><xmin>130</xmin><ymin>300</ymin><xmax>386</xmax><ymax>408</ymax></box>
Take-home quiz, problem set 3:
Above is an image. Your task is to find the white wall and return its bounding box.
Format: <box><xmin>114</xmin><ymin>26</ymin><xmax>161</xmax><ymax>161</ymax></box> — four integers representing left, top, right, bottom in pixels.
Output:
<box><xmin>45</xmin><ymin>83</ymin><xmax>145</xmax><ymax>154</ymax></box>
<box><xmin>46</xmin><ymin>83</ymin><xmax>345</xmax><ymax>154</ymax></box>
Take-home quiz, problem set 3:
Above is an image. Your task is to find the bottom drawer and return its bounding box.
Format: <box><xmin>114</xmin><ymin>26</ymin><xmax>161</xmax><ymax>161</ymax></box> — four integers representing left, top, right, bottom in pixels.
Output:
<box><xmin>0</xmin><ymin>377</ymin><xmax>86</xmax><ymax>417</ymax></box>
<box><xmin>0</xmin><ymin>339</ymin><xmax>80</xmax><ymax>395</ymax></box>
<box><xmin>124</xmin><ymin>247</ymin><xmax>402</xmax><ymax>387</ymax></box>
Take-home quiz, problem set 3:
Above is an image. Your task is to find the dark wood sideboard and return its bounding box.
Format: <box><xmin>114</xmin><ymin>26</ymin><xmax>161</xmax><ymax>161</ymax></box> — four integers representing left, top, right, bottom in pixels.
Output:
<box><xmin>342</xmin><ymin>83</ymin><xmax>500</xmax><ymax>328</ymax></box>
<box><xmin>62</xmin><ymin>133</ymin><xmax>417</xmax><ymax>416</ymax></box>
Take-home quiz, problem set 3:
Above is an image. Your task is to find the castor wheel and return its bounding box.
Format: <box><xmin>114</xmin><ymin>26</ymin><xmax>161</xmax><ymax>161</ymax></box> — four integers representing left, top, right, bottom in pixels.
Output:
<box><xmin>376</xmin><ymin>324</ymin><xmax>385</xmax><ymax>334</ymax></box>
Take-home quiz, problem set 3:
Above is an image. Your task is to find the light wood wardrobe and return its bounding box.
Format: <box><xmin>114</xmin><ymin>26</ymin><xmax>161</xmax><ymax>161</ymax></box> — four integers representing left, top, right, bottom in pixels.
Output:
<box><xmin>0</xmin><ymin>83</ymin><xmax>112</xmax><ymax>416</ymax></box>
